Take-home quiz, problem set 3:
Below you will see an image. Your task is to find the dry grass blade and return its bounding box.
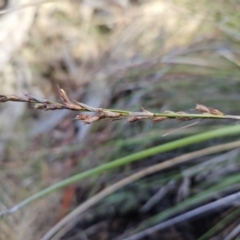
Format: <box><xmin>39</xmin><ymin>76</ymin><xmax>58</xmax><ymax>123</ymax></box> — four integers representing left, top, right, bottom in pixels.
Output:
<box><xmin>162</xmin><ymin>121</ymin><xmax>200</xmax><ymax>137</ymax></box>
<box><xmin>40</xmin><ymin>141</ymin><xmax>240</xmax><ymax>240</ymax></box>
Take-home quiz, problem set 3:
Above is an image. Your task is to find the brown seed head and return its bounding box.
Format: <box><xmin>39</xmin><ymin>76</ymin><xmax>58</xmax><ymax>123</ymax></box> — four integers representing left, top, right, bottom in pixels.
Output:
<box><xmin>127</xmin><ymin>116</ymin><xmax>149</xmax><ymax>123</ymax></box>
<box><xmin>74</xmin><ymin>115</ymin><xmax>101</xmax><ymax>124</ymax></box>
<box><xmin>57</xmin><ymin>85</ymin><xmax>71</xmax><ymax>104</ymax></box>
<box><xmin>152</xmin><ymin>116</ymin><xmax>167</xmax><ymax>123</ymax></box>
<box><xmin>209</xmin><ymin>107</ymin><xmax>224</xmax><ymax>116</ymax></box>
<box><xmin>195</xmin><ymin>104</ymin><xmax>210</xmax><ymax>113</ymax></box>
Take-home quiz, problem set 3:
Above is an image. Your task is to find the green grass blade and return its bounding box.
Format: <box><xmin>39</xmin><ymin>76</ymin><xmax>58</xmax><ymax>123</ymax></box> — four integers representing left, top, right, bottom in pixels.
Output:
<box><xmin>5</xmin><ymin>124</ymin><xmax>240</xmax><ymax>215</ymax></box>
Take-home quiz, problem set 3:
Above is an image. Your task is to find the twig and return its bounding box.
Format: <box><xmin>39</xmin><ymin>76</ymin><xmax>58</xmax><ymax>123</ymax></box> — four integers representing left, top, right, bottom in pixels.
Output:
<box><xmin>1</xmin><ymin>87</ymin><xmax>240</xmax><ymax>125</ymax></box>
<box><xmin>40</xmin><ymin>141</ymin><xmax>240</xmax><ymax>240</ymax></box>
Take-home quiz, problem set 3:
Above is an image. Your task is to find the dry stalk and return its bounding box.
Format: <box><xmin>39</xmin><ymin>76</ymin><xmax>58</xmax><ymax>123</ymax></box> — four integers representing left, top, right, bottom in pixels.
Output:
<box><xmin>1</xmin><ymin>86</ymin><xmax>240</xmax><ymax>124</ymax></box>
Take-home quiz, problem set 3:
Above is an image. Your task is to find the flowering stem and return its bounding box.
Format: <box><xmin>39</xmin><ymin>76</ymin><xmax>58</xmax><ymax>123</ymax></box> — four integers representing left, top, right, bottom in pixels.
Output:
<box><xmin>1</xmin><ymin>87</ymin><xmax>240</xmax><ymax>123</ymax></box>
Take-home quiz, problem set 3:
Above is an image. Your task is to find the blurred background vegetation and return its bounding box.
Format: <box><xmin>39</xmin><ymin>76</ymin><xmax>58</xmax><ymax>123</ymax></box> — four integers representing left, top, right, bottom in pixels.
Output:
<box><xmin>1</xmin><ymin>0</ymin><xmax>240</xmax><ymax>239</ymax></box>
